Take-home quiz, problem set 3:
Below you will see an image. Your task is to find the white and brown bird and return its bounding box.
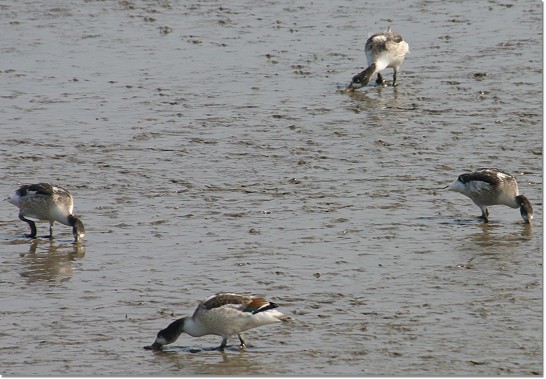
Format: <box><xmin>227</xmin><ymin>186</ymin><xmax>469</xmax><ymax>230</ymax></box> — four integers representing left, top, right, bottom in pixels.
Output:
<box><xmin>145</xmin><ymin>293</ymin><xmax>293</xmax><ymax>351</ymax></box>
<box><xmin>347</xmin><ymin>27</ymin><xmax>409</xmax><ymax>91</ymax></box>
<box><xmin>448</xmin><ymin>168</ymin><xmax>533</xmax><ymax>224</ymax></box>
<box><xmin>6</xmin><ymin>183</ymin><xmax>85</xmax><ymax>241</ymax></box>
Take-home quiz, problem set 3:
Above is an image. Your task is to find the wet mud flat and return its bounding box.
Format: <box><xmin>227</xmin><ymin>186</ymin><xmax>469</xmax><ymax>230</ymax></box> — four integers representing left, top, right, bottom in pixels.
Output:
<box><xmin>0</xmin><ymin>0</ymin><xmax>542</xmax><ymax>376</ymax></box>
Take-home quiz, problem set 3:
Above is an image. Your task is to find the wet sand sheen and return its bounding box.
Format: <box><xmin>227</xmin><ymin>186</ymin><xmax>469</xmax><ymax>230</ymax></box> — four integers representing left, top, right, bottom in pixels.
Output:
<box><xmin>0</xmin><ymin>0</ymin><xmax>542</xmax><ymax>376</ymax></box>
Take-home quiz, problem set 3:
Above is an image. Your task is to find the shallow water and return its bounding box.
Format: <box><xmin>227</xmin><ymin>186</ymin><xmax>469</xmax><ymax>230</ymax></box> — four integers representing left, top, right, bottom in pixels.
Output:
<box><xmin>0</xmin><ymin>0</ymin><xmax>542</xmax><ymax>376</ymax></box>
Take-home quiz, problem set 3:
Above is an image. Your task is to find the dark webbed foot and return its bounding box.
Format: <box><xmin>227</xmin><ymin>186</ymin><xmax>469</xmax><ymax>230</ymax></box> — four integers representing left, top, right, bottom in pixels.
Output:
<box><xmin>238</xmin><ymin>333</ymin><xmax>246</xmax><ymax>349</ymax></box>
<box><xmin>24</xmin><ymin>233</ymin><xmax>53</xmax><ymax>239</ymax></box>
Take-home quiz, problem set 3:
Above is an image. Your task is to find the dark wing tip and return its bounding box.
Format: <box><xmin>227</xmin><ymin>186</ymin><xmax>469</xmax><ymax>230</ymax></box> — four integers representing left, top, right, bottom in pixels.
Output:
<box><xmin>252</xmin><ymin>301</ymin><xmax>279</xmax><ymax>314</ymax></box>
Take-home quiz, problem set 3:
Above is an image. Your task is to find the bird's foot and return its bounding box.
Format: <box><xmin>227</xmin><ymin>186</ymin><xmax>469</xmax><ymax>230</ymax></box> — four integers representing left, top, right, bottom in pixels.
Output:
<box><xmin>478</xmin><ymin>215</ymin><xmax>489</xmax><ymax>223</ymax></box>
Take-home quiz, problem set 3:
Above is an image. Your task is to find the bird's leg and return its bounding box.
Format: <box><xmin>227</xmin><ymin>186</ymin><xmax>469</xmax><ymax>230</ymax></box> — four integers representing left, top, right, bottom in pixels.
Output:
<box><xmin>238</xmin><ymin>333</ymin><xmax>247</xmax><ymax>349</ymax></box>
<box><xmin>375</xmin><ymin>72</ymin><xmax>386</xmax><ymax>86</ymax></box>
<box><xmin>392</xmin><ymin>69</ymin><xmax>398</xmax><ymax>87</ymax></box>
<box><xmin>19</xmin><ymin>214</ymin><xmax>37</xmax><ymax>238</ymax></box>
<box><xmin>218</xmin><ymin>337</ymin><xmax>228</xmax><ymax>351</ymax></box>
<box><xmin>479</xmin><ymin>207</ymin><xmax>489</xmax><ymax>223</ymax></box>
<box><xmin>47</xmin><ymin>221</ymin><xmax>54</xmax><ymax>239</ymax></box>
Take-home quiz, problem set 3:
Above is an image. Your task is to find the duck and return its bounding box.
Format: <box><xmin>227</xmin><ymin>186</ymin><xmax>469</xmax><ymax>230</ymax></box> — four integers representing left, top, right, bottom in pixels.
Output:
<box><xmin>145</xmin><ymin>293</ymin><xmax>293</xmax><ymax>351</ymax></box>
<box><xmin>6</xmin><ymin>183</ymin><xmax>85</xmax><ymax>241</ymax></box>
<box><xmin>347</xmin><ymin>27</ymin><xmax>409</xmax><ymax>91</ymax></box>
<box><xmin>448</xmin><ymin>168</ymin><xmax>533</xmax><ymax>224</ymax></box>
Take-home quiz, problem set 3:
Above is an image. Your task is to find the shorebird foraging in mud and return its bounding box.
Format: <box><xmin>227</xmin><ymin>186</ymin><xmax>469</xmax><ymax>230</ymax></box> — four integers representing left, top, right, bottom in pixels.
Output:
<box><xmin>145</xmin><ymin>293</ymin><xmax>293</xmax><ymax>351</ymax></box>
<box><xmin>347</xmin><ymin>27</ymin><xmax>409</xmax><ymax>91</ymax></box>
<box><xmin>448</xmin><ymin>168</ymin><xmax>533</xmax><ymax>224</ymax></box>
<box><xmin>6</xmin><ymin>183</ymin><xmax>85</xmax><ymax>241</ymax></box>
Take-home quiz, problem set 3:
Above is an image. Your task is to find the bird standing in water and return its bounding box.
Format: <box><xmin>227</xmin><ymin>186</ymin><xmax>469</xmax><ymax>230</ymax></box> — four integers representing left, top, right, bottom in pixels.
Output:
<box><xmin>6</xmin><ymin>183</ymin><xmax>85</xmax><ymax>241</ymax></box>
<box><xmin>448</xmin><ymin>168</ymin><xmax>533</xmax><ymax>224</ymax></box>
<box><xmin>145</xmin><ymin>293</ymin><xmax>293</xmax><ymax>351</ymax></box>
<box><xmin>347</xmin><ymin>27</ymin><xmax>409</xmax><ymax>91</ymax></box>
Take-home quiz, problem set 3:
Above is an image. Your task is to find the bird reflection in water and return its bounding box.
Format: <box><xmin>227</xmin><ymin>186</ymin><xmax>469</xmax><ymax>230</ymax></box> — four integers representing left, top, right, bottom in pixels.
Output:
<box><xmin>155</xmin><ymin>347</ymin><xmax>278</xmax><ymax>376</ymax></box>
<box><xmin>456</xmin><ymin>222</ymin><xmax>533</xmax><ymax>269</ymax></box>
<box><xmin>19</xmin><ymin>239</ymin><xmax>85</xmax><ymax>283</ymax></box>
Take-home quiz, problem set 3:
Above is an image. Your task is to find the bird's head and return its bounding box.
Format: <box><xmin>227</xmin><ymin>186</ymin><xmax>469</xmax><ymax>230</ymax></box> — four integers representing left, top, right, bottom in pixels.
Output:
<box><xmin>346</xmin><ymin>64</ymin><xmax>376</xmax><ymax>92</ymax></box>
<box><xmin>516</xmin><ymin>195</ymin><xmax>533</xmax><ymax>224</ymax></box>
<box><xmin>145</xmin><ymin>317</ymin><xmax>187</xmax><ymax>351</ymax></box>
<box><xmin>69</xmin><ymin>216</ymin><xmax>85</xmax><ymax>242</ymax></box>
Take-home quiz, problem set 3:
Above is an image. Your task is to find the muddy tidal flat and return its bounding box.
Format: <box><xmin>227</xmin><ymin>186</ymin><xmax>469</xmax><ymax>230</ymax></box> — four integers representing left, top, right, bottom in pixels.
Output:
<box><xmin>0</xmin><ymin>0</ymin><xmax>542</xmax><ymax>376</ymax></box>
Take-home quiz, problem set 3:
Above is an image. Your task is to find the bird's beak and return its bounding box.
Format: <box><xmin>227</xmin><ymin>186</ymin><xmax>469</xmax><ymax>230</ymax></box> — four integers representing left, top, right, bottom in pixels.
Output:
<box><xmin>144</xmin><ymin>342</ymin><xmax>163</xmax><ymax>351</ymax></box>
<box><xmin>151</xmin><ymin>342</ymin><xmax>163</xmax><ymax>350</ymax></box>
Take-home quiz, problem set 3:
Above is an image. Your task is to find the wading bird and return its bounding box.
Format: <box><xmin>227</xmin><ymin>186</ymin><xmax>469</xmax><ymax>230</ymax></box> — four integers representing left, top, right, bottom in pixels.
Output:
<box><xmin>448</xmin><ymin>168</ymin><xmax>533</xmax><ymax>224</ymax></box>
<box><xmin>7</xmin><ymin>183</ymin><xmax>85</xmax><ymax>241</ymax></box>
<box><xmin>145</xmin><ymin>293</ymin><xmax>293</xmax><ymax>351</ymax></box>
<box><xmin>347</xmin><ymin>27</ymin><xmax>409</xmax><ymax>90</ymax></box>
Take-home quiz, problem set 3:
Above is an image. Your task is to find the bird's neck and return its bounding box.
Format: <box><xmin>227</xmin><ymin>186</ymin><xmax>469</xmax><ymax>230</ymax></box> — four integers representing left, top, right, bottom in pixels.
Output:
<box><xmin>497</xmin><ymin>193</ymin><xmax>519</xmax><ymax>209</ymax></box>
<box><xmin>183</xmin><ymin>316</ymin><xmax>209</xmax><ymax>337</ymax></box>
